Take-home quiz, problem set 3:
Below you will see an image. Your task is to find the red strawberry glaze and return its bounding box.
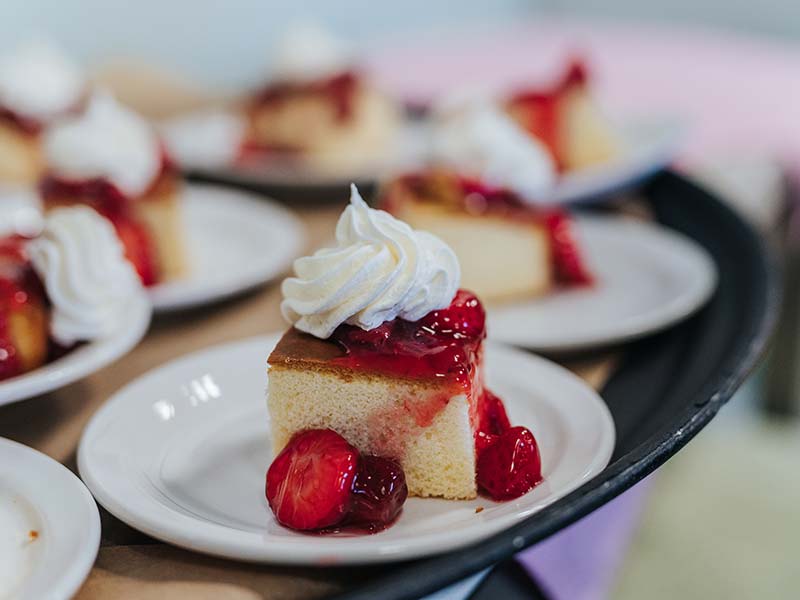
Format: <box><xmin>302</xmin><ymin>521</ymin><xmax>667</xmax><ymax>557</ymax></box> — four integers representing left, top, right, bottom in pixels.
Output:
<box><xmin>38</xmin><ymin>148</ymin><xmax>173</xmax><ymax>286</ymax></box>
<box><xmin>0</xmin><ymin>238</ymin><xmax>46</xmax><ymax>381</ymax></box>
<box><xmin>330</xmin><ymin>289</ymin><xmax>486</xmax><ymax>390</ymax></box>
<box><xmin>252</xmin><ymin>70</ymin><xmax>359</xmax><ymax>123</ymax></box>
<box><xmin>506</xmin><ymin>58</ymin><xmax>589</xmax><ymax>172</ymax></box>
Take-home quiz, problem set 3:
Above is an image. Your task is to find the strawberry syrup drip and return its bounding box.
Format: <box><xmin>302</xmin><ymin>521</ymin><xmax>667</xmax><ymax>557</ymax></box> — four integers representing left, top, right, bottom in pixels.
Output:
<box><xmin>252</xmin><ymin>70</ymin><xmax>359</xmax><ymax>123</ymax></box>
<box><xmin>0</xmin><ymin>238</ymin><xmax>45</xmax><ymax>381</ymax></box>
<box><xmin>506</xmin><ymin>58</ymin><xmax>589</xmax><ymax>172</ymax></box>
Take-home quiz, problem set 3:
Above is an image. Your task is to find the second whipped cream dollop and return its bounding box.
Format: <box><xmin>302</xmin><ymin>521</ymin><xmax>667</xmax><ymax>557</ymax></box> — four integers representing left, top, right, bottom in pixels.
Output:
<box><xmin>44</xmin><ymin>93</ymin><xmax>161</xmax><ymax>198</ymax></box>
<box><xmin>271</xmin><ymin>22</ymin><xmax>354</xmax><ymax>82</ymax></box>
<box><xmin>0</xmin><ymin>40</ymin><xmax>85</xmax><ymax>122</ymax></box>
<box><xmin>26</xmin><ymin>206</ymin><xmax>143</xmax><ymax>345</ymax></box>
<box><xmin>282</xmin><ymin>184</ymin><xmax>460</xmax><ymax>339</ymax></box>
<box><xmin>432</xmin><ymin>101</ymin><xmax>556</xmax><ymax>202</ymax></box>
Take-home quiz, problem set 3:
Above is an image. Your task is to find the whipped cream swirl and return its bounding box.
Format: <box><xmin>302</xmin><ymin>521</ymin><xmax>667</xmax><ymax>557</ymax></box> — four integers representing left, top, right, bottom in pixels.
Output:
<box><xmin>43</xmin><ymin>93</ymin><xmax>161</xmax><ymax>197</ymax></box>
<box><xmin>282</xmin><ymin>184</ymin><xmax>460</xmax><ymax>339</ymax></box>
<box><xmin>0</xmin><ymin>40</ymin><xmax>85</xmax><ymax>122</ymax></box>
<box><xmin>271</xmin><ymin>23</ymin><xmax>354</xmax><ymax>82</ymax></box>
<box><xmin>26</xmin><ymin>206</ymin><xmax>143</xmax><ymax>345</ymax></box>
<box><xmin>432</xmin><ymin>100</ymin><xmax>556</xmax><ymax>202</ymax></box>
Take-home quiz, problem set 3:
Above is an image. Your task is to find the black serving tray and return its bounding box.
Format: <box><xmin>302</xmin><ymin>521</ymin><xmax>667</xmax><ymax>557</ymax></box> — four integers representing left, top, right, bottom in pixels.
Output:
<box><xmin>326</xmin><ymin>171</ymin><xmax>781</xmax><ymax>600</ymax></box>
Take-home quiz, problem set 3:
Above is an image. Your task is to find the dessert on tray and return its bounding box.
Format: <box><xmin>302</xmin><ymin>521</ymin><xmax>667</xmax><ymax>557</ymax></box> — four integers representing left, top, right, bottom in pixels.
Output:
<box><xmin>0</xmin><ymin>206</ymin><xmax>143</xmax><ymax>381</ymax></box>
<box><xmin>0</xmin><ymin>41</ymin><xmax>87</xmax><ymax>185</ymax></box>
<box><xmin>240</xmin><ymin>24</ymin><xmax>401</xmax><ymax>173</ymax></box>
<box><xmin>265</xmin><ymin>185</ymin><xmax>543</xmax><ymax>533</ymax></box>
<box><xmin>380</xmin><ymin>103</ymin><xmax>592</xmax><ymax>302</ymax></box>
<box><xmin>39</xmin><ymin>93</ymin><xmax>187</xmax><ymax>286</ymax></box>
<box><xmin>505</xmin><ymin>59</ymin><xmax>621</xmax><ymax>172</ymax></box>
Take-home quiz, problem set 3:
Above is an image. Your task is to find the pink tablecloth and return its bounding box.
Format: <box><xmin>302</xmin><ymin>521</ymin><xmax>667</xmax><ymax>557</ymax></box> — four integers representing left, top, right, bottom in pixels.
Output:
<box><xmin>368</xmin><ymin>18</ymin><xmax>800</xmax><ymax>176</ymax></box>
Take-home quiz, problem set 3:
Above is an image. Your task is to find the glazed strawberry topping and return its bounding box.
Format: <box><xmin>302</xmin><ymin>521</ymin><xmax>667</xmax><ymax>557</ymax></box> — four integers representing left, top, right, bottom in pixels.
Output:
<box><xmin>475</xmin><ymin>389</ymin><xmax>512</xmax><ymax>455</ymax></box>
<box><xmin>252</xmin><ymin>70</ymin><xmax>359</xmax><ymax>122</ymax></box>
<box><xmin>266</xmin><ymin>429</ymin><xmax>359</xmax><ymax>531</ymax></box>
<box><xmin>106</xmin><ymin>214</ymin><xmax>158</xmax><ymax>286</ymax></box>
<box><xmin>0</xmin><ymin>238</ymin><xmax>45</xmax><ymax>381</ymax></box>
<box><xmin>477</xmin><ymin>426</ymin><xmax>543</xmax><ymax>501</ymax></box>
<box><xmin>545</xmin><ymin>212</ymin><xmax>593</xmax><ymax>286</ymax></box>
<box><xmin>506</xmin><ymin>58</ymin><xmax>589</xmax><ymax>172</ymax></box>
<box><xmin>330</xmin><ymin>290</ymin><xmax>486</xmax><ymax>388</ymax></box>
<box><xmin>348</xmin><ymin>455</ymin><xmax>408</xmax><ymax>532</ymax></box>
<box><xmin>266</xmin><ymin>429</ymin><xmax>409</xmax><ymax>533</ymax></box>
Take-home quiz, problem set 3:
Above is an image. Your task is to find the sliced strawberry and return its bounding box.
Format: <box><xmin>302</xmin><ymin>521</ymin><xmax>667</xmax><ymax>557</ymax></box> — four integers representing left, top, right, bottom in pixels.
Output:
<box><xmin>348</xmin><ymin>455</ymin><xmax>408</xmax><ymax>531</ymax></box>
<box><xmin>477</xmin><ymin>426</ymin><xmax>543</xmax><ymax>501</ymax></box>
<box><xmin>107</xmin><ymin>215</ymin><xmax>158</xmax><ymax>286</ymax></box>
<box><xmin>266</xmin><ymin>429</ymin><xmax>359</xmax><ymax>531</ymax></box>
<box><xmin>545</xmin><ymin>212</ymin><xmax>593</xmax><ymax>286</ymax></box>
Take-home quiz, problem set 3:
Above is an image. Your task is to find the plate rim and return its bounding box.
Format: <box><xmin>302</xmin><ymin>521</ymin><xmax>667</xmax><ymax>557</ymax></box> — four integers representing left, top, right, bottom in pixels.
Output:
<box><xmin>0</xmin><ymin>293</ymin><xmax>152</xmax><ymax>406</ymax></box>
<box><xmin>77</xmin><ymin>333</ymin><xmax>614</xmax><ymax>565</ymax></box>
<box><xmin>0</xmin><ymin>437</ymin><xmax>101</xmax><ymax>600</ymax></box>
<box><xmin>147</xmin><ymin>182</ymin><xmax>306</xmax><ymax>312</ymax></box>
<box><xmin>488</xmin><ymin>214</ymin><xmax>718</xmax><ymax>352</ymax></box>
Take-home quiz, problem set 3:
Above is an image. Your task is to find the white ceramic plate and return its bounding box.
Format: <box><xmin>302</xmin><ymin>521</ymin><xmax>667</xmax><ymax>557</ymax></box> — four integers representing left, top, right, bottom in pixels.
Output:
<box><xmin>0</xmin><ymin>295</ymin><xmax>151</xmax><ymax>406</ymax></box>
<box><xmin>0</xmin><ymin>438</ymin><xmax>100</xmax><ymax>600</ymax></box>
<box><xmin>542</xmin><ymin>119</ymin><xmax>684</xmax><ymax>205</ymax></box>
<box><xmin>78</xmin><ymin>334</ymin><xmax>614</xmax><ymax>565</ymax></box>
<box><xmin>148</xmin><ymin>184</ymin><xmax>305</xmax><ymax>312</ymax></box>
<box><xmin>488</xmin><ymin>216</ymin><xmax>718</xmax><ymax>352</ymax></box>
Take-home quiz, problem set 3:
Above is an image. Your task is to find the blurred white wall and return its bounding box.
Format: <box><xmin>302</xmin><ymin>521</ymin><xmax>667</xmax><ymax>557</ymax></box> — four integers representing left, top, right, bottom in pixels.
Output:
<box><xmin>1</xmin><ymin>0</ymin><xmax>798</xmax><ymax>90</ymax></box>
<box><xmin>0</xmin><ymin>0</ymin><xmax>535</xmax><ymax>89</ymax></box>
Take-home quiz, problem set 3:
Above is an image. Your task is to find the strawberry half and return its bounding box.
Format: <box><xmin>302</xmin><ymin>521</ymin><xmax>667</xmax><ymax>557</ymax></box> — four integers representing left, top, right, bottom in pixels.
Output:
<box><xmin>477</xmin><ymin>426</ymin><xmax>543</xmax><ymax>501</ymax></box>
<box><xmin>266</xmin><ymin>429</ymin><xmax>359</xmax><ymax>531</ymax></box>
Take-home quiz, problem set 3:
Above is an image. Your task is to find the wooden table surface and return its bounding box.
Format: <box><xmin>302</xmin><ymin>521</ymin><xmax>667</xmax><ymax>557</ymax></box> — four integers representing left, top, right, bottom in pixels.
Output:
<box><xmin>0</xmin><ymin>199</ymin><xmax>618</xmax><ymax>600</ymax></box>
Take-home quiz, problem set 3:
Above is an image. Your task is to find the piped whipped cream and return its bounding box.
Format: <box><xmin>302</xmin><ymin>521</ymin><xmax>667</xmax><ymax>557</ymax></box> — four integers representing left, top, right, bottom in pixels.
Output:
<box><xmin>160</xmin><ymin>109</ymin><xmax>245</xmax><ymax>168</ymax></box>
<box><xmin>282</xmin><ymin>184</ymin><xmax>460</xmax><ymax>339</ymax></box>
<box><xmin>43</xmin><ymin>93</ymin><xmax>161</xmax><ymax>197</ymax></box>
<box><xmin>25</xmin><ymin>206</ymin><xmax>143</xmax><ymax>345</ymax></box>
<box><xmin>0</xmin><ymin>40</ymin><xmax>85</xmax><ymax>122</ymax></box>
<box><xmin>271</xmin><ymin>23</ymin><xmax>354</xmax><ymax>82</ymax></box>
<box><xmin>432</xmin><ymin>100</ymin><xmax>556</xmax><ymax>202</ymax></box>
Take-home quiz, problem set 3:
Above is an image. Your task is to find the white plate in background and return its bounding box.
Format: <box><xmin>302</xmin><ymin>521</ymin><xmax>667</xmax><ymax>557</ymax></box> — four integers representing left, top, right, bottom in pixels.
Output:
<box><xmin>148</xmin><ymin>184</ymin><xmax>305</xmax><ymax>312</ymax></box>
<box><xmin>0</xmin><ymin>438</ymin><xmax>100</xmax><ymax>600</ymax></box>
<box><xmin>488</xmin><ymin>216</ymin><xmax>717</xmax><ymax>352</ymax></box>
<box><xmin>79</xmin><ymin>334</ymin><xmax>614</xmax><ymax>565</ymax></box>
